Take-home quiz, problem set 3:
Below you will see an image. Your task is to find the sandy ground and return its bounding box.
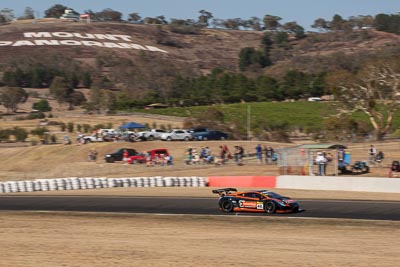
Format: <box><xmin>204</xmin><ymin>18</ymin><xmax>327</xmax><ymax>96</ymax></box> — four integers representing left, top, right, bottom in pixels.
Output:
<box><xmin>0</xmin><ymin>211</ymin><xmax>399</xmax><ymax>267</ymax></box>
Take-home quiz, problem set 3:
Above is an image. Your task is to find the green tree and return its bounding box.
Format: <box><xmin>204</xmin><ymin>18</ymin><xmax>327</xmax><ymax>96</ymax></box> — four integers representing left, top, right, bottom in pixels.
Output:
<box><xmin>330</xmin><ymin>14</ymin><xmax>346</xmax><ymax>31</ymax></box>
<box><xmin>0</xmin><ymin>129</ymin><xmax>11</xmax><ymax>142</ymax></box>
<box><xmin>67</xmin><ymin>122</ymin><xmax>74</xmax><ymax>133</ymax></box>
<box><xmin>18</xmin><ymin>7</ymin><xmax>35</xmax><ymax>20</ymax></box>
<box><xmin>263</xmin><ymin>15</ymin><xmax>281</xmax><ymax>31</ymax></box>
<box><xmin>198</xmin><ymin>9</ymin><xmax>213</xmax><ymax>26</ymax></box>
<box><xmin>32</xmin><ymin>99</ymin><xmax>52</xmax><ymax>112</ymax></box>
<box><xmin>239</xmin><ymin>47</ymin><xmax>269</xmax><ymax>71</ymax></box>
<box><xmin>49</xmin><ymin>76</ymin><xmax>73</xmax><ymax>108</ymax></box>
<box><xmin>247</xmin><ymin>17</ymin><xmax>262</xmax><ymax>31</ymax></box>
<box><xmin>0</xmin><ymin>8</ymin><xmax>15</xmax><ymax>22</ymax></box>
<box><xmin>82</xmin><ymin>73</ymin><xmax>92</xmax><ymax>88</ymax></box>
<box><xmin>0</xmin><ymin>87</ymin><xmax>29</xmax><ymax>113</ymax></box>
<box><xmin>311</xmin><ymin>18</ymin><xmax>330</xmax><ymax>31</ymax></box>
<box><xmin>94</xmin><ymin>8</ymin><xmax>123</xmax><ymax>22</ymax></box>
<box><xmin>44</xmin><ymin>4</ymin><xmax>67</xmax><ymax>18</ymax></box>
<box><xmin>273</xmin><ymin>31</ymin><xmax>290</xmax><ymax>47</ymax></box>
<box><xmin>12</xmin><ymin>127</ymin><xmax>28</xmax><ymax>142</ymax></box>
<box><xmin>128</xmin><ymin>12</ymin><xmax>141</xmax><ymax>23</ymax></box>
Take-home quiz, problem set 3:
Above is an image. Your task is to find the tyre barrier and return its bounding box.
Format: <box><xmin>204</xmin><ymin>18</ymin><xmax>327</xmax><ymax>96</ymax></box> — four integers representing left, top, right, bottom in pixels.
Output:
<box><xmin>0</xmin><ymin>176</ymin><xmax>206</xmax><ymax>194</ymax></box>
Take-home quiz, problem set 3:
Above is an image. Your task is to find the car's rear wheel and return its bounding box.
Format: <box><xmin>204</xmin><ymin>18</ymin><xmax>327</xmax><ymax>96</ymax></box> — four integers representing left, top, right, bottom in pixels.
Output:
<box><xmin>221</xmin><ymin>200</ymin><xmax>234</xmax><ymax>212</ymax></box>
<box><xmin>148</xmin><ymin>135</ymin><xmax>154</xmax><ymax>141</ymax></box>
<box><xmin>264</xmin><ymin>201</ymin><xmax>276</xmax><ymax>214</ymax></box>
<box><xmin>220</xmin><ymin>136</ymin><xmax>225</xmax><ymax>140</ymax></box>
<box><xmin>184</xmin><ymin>136</ymin><xmax>190</xmax><ymax>141</ymax></box>
<box><xmin>133</xmin><ymin>159</ymin><xmax>138</xmax><ymax>164</ymax></box>
<box><xmin>203</xmin><ymin>137</ymin><xmax>208</xmax><ymax>141</ymax></box>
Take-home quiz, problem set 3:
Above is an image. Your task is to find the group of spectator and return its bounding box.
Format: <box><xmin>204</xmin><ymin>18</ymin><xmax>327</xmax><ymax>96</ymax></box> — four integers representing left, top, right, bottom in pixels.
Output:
<box><xmin>185</xmin><ymin>145</ymin><xmax>238</xmax><ymax>165</ymax></box>
<box><xmin>255</xmin><ymin>144</ymin><xmax>276</xmax><ymax>164</ymax></box>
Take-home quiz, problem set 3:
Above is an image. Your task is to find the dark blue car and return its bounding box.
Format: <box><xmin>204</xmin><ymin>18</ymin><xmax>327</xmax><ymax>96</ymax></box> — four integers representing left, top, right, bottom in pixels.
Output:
<box><xmin>191</xmin><ymin>130</ymin><xmax>228</xmax><ymax>141</ymax></box>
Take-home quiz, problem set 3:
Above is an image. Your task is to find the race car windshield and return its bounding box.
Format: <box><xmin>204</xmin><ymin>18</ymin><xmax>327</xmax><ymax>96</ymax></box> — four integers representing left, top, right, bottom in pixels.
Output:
<box><xmin>265</xmin><ymin>192</ymin><xmax>283</xmax><ymax>198</ymax></box>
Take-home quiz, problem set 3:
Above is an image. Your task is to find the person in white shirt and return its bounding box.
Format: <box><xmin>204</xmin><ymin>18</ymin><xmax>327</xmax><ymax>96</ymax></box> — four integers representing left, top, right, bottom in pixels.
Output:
<box><xmin>315</xmin><ymin>152</ymin><xmax>327</xmax><ymax>176</ymax></box>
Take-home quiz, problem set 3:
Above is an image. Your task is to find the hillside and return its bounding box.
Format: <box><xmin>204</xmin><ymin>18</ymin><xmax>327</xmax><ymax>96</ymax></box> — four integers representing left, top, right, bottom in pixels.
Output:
<box><xmin>0</xmin><ymin>20</ymin><xmax>262</xmax><ymax>75</ymax></box>
<box><xmin>1</xmin><ymin>20</ymin><xmax>399</xmax><ymax>80</ymax></box>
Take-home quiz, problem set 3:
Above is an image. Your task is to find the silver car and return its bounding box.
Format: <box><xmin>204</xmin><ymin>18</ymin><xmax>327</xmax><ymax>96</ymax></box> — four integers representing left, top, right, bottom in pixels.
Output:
<box><xmin>160</xmin><ymin>129</ymin><xmax>193</xmax><ymax>141</ymax></box>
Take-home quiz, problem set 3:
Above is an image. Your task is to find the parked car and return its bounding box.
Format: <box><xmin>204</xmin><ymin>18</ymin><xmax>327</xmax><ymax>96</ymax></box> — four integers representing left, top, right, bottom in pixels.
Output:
<box><xmin>189</xmin><ymin>127</ymin><xmax>210</xmax><ymax>134</ymax></box>
<box><xmin>83</xmin><ymin>134</ymin><xmax>104</xmax><ymax>143</ymax></box>
<box><xmin>191</xmin><ymin>130</ymin><xmax>228</xmax><ymax>141</ymax></box>
<box><xmin>104</xmin><ymin>148</ymin><xmax>140</xmax><ymax>163</ymax></box>
<box><xmin>137</xmin><ymin>129</ymin><xmax>168</xmax><ymax>141</ymax></box>
<box><xmin>128</xmin><ymin>148</ymin><xmax>170</xmax><ymax>164</ymax></box>
<box><xmin>160</xmin><ymin>129</ymin><xmax>193</xmax><ymax>141</ymax></box>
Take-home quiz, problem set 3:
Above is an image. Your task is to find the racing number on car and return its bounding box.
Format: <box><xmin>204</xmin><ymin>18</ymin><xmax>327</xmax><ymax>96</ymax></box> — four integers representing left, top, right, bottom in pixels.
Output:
<box><xmin>256</xmin><ymin>202</ymin><xmax>264</xmax><ymax>210</ymax></box>
<box><xmin>239</xmin><ymin>200</ymin><xmax>244</xmax><ymax>207</ymax></box>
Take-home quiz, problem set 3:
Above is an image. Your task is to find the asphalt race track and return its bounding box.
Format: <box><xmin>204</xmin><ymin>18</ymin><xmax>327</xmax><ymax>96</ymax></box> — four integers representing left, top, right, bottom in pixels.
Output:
<box><xmin>0</xmin><ymin>195</ymin><xmax>399</xmax><ymax>221</ymax></box>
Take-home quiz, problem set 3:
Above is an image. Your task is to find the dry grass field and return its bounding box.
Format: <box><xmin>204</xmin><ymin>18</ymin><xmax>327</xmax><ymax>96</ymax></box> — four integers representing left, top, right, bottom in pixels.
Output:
<box><xmin>1</xmin><ymin>111</ymin><xmax>400</xmax><ymax>267</ymax></box>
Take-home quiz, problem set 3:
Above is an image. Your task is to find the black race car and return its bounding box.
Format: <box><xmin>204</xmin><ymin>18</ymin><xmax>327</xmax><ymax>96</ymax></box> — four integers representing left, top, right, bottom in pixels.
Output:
<box><xmin>212</xmin><ymin>188</ymin><xmax>300</xmax><ymax>214</ymax></box>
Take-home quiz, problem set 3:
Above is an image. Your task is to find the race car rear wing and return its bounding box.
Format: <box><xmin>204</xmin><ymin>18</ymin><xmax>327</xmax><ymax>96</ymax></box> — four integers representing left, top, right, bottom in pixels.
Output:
<box><xmin>212</xmin><ymin>188</ymin><xmax>237</xmax><ymax>196</ymax></box>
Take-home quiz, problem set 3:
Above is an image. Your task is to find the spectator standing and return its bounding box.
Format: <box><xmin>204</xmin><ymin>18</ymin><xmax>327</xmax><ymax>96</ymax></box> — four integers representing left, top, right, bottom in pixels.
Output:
<box><xmin>123</xmin><ymin>149</ymin><xmax>129</xmax><ymax>163</ymax></box>
<box><xmin>219</xmin><ymin>146</ymin><xmax>227</xmax><ymax>163</ymax></box>
<box><xmin>224</xmin><ymin>145</ymin><xmax>232</xmax><ymax>160</ymax></box>
<box><xmin>369</xmin><ymin>145</ymin><xmax>377</xmax><ymax>164</ymax></box>
<box><xmin>234</xmin><ymin>145</ymin><xmax>244</xmax><ymax>165</ymax></box>
<box><xmin>255</xmin><ymin>144</ymin><xmax>263</xmax><ymax>163</ymax></box>
<box><xmin>88</xmin><ymin>148</ymin><xmax>98</xmax><ymax>161</ymax></box>
<box><xmin>265</xmin><ymin>146</ymin><xmax>274</xmax><ymax>164</ymax></box>
<box><xmin>315</xmin><ymin>152</ymin><xmax>327</xmax><ymax>176</ymax></box>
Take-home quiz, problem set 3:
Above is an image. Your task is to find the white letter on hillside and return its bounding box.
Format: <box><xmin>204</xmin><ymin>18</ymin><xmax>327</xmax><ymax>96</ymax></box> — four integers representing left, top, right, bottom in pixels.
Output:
<box><xmin>146</xmin><ymin>46</ymin><xmax>168</xmax><ymax>53</ymax></box>
<box><xmin>59</xmin><ymin>40</ymin><xmax>82</xmax><ymax>45</ymax></box>
<box><xmin>23</xmin><ymin>32</ymin><xmax>52</xmax><ymax>38</ymax></box>
<box><xmin>53</xmin><ymin>32</ymin><xmax>74</xmax><ymax>38</ymax></box>
<box><xmin>73</xmin><ymin>33</ymin><xmax>95</xmax><ymax>39</ymax></box>
<box><xmin>0</xmin><ymin>41</ymin><xmax>12</xmax><ymax>46</ymax></box>
<box><xmin>81</xmin><ymin>41</ymin><xmax>104</xmax><ymax>47</ymax></box>
<box><xmin>93</xmin><ymin>34</ymin><xmax>118</xmax><ymax>41</ymax></box>
<box><xmin>112</xmin><ymin>35</ymin><xmax>132</xmax><ymax>41</ymax></box>
<box><xmin>34</xmin><ymin>40</ymin><xmax>60</xmax><ymax>46</ymax></box>
<box><xmin>117</xmin><ymin>43</ymin><xmax>147</xmax><ymax>50</ymax></box>
<box><xmin>103</xmin><ymin>42</ymin><xmax>124</xmax><ymax>48</ymax></box>
<box><xmin>12</xmin><ymin>40</ymin><xmax>35</xmax><ymax>46</ymax></box>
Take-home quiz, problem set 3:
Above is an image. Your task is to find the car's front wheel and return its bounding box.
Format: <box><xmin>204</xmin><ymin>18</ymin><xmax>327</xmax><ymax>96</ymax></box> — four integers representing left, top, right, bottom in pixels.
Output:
<box><xmin>264</xmin><ymin>201</ymin><xmax>276</xmax><ymax>214</ymax></box>
<box><xmin>184</xmin><ymin>136</ymin><xmax>190</xmax><ymax>141</ymax></box>
<box><xmin>167</xmin><ymin>137</ymin><xmax>172</xmax><ymax>141</ymax></box>
<box><xmin>106</xmin><ymin>157</ymin><xmax>115</xmax><ymax>163</ymax></box>
<box><xmin>221</xmin><ymin>200</ymin><xmax>234</xmax><ymax>212</ymax></box>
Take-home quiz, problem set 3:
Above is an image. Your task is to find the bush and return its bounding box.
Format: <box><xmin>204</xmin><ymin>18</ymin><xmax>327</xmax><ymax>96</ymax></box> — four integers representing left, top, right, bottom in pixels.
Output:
<box><xmin>67</xmin><ymin>122</ymin><xmax>74</xmax><ymax>133</ymax></box>
<box><xmin>0</xmin><ymin>129</ymin><xmax>11</xmax><ymax>142</ymax></box>
<box><xmin>30</xmin><ymin>127</ymin><xmax>49</xmax><ymax>137</ymax></box>
<box><xmin>59</xmin><ymin>122</ymin><xmax>66</xmax><ymax>132</ymax></box>
<box><xmin>32</xmin><ymin>99</ymin><xmax>52</xmax><ymax>112</ymax></box>
<box><xmin>12</xmin><ymin>127</ymin><xmax>28</xmax><ymax>142</ymax></box>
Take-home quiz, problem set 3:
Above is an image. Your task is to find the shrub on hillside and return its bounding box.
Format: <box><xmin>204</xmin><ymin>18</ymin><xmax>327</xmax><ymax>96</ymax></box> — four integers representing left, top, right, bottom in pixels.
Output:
<box><xmin>32</xmin><ymin>99</ymin><xmax>52</xmax><ymax>112</ymax></box>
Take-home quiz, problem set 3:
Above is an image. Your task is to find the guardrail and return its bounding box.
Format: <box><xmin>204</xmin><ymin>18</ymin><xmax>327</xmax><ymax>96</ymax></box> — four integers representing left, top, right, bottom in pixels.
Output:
<box><xmin>0</xmin><ymin>176</ymin><xmax>206</xmax><ymax>193</ymax></box>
